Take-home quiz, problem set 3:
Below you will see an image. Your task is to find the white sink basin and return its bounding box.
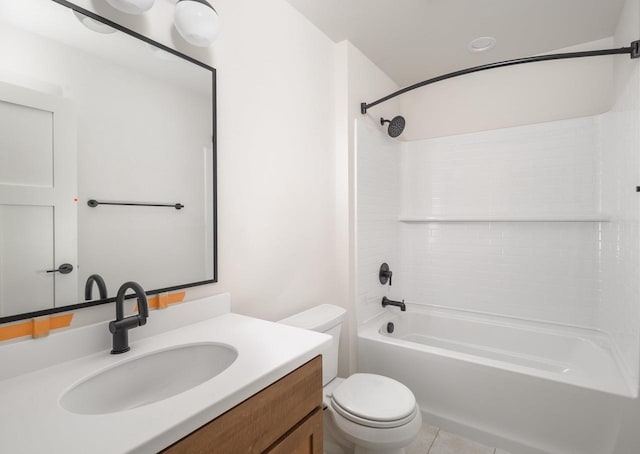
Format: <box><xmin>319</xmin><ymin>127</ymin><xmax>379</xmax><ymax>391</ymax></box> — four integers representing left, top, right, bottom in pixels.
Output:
<box><xmin>60</xmin><ymin>343</ymin><xmax>237</xmax><ymax>415</ymax></box>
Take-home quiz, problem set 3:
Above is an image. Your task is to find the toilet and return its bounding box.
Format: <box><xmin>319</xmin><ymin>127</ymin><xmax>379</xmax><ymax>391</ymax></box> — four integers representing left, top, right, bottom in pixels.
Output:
<box><xmin>279</xmin><ymin>304</ymin><xmax>422</xmax><ymax>454</ymax></box>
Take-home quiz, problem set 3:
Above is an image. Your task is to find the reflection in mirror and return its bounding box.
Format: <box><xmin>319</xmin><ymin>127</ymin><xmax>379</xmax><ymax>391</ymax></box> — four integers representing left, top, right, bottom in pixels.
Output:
<box><xmin>0</xmin><ymin>0</ymin><xmax>216</xmax><ymax>322</ymax></box>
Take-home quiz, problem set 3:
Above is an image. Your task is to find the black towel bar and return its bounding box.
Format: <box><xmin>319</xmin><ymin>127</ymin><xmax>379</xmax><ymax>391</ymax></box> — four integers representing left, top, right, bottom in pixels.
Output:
<box><xmin>87</xmin><ymin>199</ymin><xmax>184</xmax><ymax>210</ymax></box>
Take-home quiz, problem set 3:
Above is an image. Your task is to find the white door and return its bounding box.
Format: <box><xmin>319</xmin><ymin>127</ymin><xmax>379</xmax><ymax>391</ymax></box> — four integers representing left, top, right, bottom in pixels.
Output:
<box><xmin>0</xmin><ymin>81</ymin><xmax>77</xmax><ymax>317</ymax></box>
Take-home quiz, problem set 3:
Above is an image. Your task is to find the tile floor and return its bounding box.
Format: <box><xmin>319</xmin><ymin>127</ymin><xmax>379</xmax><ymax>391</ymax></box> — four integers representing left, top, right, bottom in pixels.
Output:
<box><xmin>406</xmin><ymin>423</ymin><xmax>513</xmax><ymax>454</ymax></box>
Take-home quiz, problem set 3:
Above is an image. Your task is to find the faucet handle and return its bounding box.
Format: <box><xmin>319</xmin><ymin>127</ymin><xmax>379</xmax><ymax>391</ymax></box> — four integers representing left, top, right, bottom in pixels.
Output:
<box><xmin>137</xmin><ymin>294</ymin><xmax>149</xmax><ymax>320</ymax></box>
<box><xmin>109</xmin><ymin>316</ymin><xmax>140</xmax><ymax>334</ymax></box>
<box><xmin>379</xmin><ymin>263</ymin><xmax>393</xmax><ymax>286</ymax></box>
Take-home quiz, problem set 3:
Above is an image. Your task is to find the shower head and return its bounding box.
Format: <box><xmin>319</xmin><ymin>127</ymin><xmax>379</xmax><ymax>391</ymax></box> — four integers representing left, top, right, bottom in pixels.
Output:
<box><xmin>380</xmin><ymin>116</ymin><xmax>406</xmax><ymax>138</ymax></box>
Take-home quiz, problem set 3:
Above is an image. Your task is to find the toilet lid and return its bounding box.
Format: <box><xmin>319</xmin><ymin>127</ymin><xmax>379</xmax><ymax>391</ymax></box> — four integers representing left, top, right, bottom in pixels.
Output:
<box><xmin>331</xmin><ymin>373</ymin><xmax>416</xmax><ymax>424</ymax></box>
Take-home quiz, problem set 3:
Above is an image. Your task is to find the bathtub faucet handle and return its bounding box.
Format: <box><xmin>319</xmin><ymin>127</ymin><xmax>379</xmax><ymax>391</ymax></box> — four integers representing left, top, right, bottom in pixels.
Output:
<box><xmin>379</xmin><ymin>263</ymin><xmax>393</xmax><ymax>286</ymax></box>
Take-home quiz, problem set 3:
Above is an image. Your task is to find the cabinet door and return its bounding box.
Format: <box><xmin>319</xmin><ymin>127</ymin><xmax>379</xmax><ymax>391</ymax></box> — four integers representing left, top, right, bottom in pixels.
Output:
<box><xmin>161</xmin><ymin>356</ymin><xmax>322</xmax><ymax>454</ymax></box>
<box><xmin>266</xmin><ymin>408</ymin><xmax>323</xmax><ymax>454</ymax></box>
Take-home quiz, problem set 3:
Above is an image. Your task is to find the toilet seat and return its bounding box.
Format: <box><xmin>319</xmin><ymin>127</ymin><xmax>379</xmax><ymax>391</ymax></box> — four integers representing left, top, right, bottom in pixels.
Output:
<box><xmin>329</xmin><ymin>373</ymin><xmax>418</xmax><ymax>429</ymax></box>
<box><xmin>331</xmin><ymin>398</ymin><xmax>418</xmax><ymax>428</ymax></box>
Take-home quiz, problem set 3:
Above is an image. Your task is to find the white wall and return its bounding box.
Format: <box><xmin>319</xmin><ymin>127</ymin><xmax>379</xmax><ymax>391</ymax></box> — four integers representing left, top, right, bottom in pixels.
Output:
<box><xmin>40</xmin><ymin>0</ymin><xmax>342</xmax><ymax>340</ymax></box>
<box><xmin>401</xmin><ymin>38</ymin><xmax>615</xmax><ymax>140</ymax></box>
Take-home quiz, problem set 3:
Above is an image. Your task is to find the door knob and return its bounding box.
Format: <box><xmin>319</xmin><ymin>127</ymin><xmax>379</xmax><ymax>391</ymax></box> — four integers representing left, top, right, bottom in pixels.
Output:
<box><xmin>46</xmin><ymin>263</ymin><xmax>74</xmax><ymax>274</ymax></box>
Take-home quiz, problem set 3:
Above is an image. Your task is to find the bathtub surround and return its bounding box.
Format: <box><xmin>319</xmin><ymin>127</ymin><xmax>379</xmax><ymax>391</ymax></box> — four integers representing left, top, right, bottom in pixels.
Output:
<box><xmin>598</xmin><ymin>0</ymin><xmax>640</xmax><ymax>399</ymax></box>
<box><xmin>355</xmin><ymin>112</ymin><xmax>639</xmax><ymax>452</ymax></box>
<box><xmin>399</xmin><ymin>117</ymin><xmax>602</xmax><ymax>325</ymax></box>
<box><xmin>335</xmin><ymin>41</ymin><xmax>402</xmax><ymax>374</ymax></box>
<box><xmin>355</xmin><ymin>120</ymin><xmax>402</xmax><ymax>324</ymax></box>
<box><xmin>603</xmin><ymin>0</ymin><xmax>640</xmax><ymax>452</ymax></box>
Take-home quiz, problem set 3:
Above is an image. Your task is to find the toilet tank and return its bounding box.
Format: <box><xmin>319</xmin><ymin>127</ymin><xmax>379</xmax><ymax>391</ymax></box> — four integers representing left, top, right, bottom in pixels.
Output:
<box><xmin>279</xmin><ymin>304</ymin><xmax>346</xmax><ymax>386</ymax></box>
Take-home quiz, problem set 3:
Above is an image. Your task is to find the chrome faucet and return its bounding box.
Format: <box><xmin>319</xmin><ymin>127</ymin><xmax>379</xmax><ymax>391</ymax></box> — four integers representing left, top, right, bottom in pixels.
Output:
<box><xmin>84</xmin><ymin>274</ymin><xmax>107</xmax><ymax>301</ymax></box>
<box><xmin>109</xmin><ymin>282</ymin><xmax>149</xmax><ymax>354</ymax></box>
<box><xmin>381</xmin><ymin>296</ymin><xmax>406</xmax><ymax>311</ymax></box>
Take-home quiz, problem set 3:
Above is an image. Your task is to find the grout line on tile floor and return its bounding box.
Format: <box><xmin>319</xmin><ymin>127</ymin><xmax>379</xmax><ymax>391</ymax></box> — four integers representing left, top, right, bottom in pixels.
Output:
<box><xmin>426</xmin><ymin>427</ymin><xmax>440</xmax><ymax>453</ymax></box>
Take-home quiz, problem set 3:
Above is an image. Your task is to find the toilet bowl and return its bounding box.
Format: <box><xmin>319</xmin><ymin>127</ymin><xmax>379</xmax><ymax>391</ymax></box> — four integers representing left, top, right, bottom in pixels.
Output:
<box><xmin>279</xmin><ymin>304</ymin><xmax>421</xmax><ymax>454</ymax></box>
<box><xmin>323</xmin><ymin>375</ymin><xmax>422</xmax><ymax>454</ymax></box>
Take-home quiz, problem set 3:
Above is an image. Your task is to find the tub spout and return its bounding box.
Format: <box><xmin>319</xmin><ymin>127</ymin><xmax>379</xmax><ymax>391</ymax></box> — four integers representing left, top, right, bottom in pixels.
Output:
<box><xmin>382</xmin><ymin>296</ymin><xmax>406</xmax><ymax>311</ymax></box>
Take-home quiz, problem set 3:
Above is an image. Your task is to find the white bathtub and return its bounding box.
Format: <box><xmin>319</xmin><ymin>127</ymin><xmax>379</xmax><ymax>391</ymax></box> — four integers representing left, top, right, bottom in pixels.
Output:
<box><xmin>357</xmin><ymin>305</ymin><xmax>635</xmax><ymax>454</ymax></box>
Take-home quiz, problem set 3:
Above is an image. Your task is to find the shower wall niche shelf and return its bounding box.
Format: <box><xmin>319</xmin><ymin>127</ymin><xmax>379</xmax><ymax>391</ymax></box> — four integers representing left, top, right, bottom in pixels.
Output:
<box><xmin>399</xmin><ymin>214</ymin><xmax>611</xmax><ymax>223</ymax></box>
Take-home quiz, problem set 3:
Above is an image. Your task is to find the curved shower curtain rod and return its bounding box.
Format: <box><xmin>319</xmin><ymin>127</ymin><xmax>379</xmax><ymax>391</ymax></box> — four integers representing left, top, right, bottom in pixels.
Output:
<box><xmin>360</xmin><ymin>40</ymin><xmax>640</xmax><ymax>115</ymax></box>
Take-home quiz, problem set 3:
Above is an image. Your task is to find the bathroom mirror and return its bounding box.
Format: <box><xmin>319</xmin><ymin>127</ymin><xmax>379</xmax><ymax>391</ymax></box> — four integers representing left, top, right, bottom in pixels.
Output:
<box><xmin>0</xmin><ymin>0</ymin><xmax>216</xmax><ymax>323</ymax></box>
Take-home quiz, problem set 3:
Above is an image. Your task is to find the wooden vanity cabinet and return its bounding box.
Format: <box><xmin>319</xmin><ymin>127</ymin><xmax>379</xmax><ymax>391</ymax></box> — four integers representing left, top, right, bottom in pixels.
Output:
<box><xmin>162</xmin><ymin>355</ymin><xmax>323</xmax><ymax>454</ymax></box>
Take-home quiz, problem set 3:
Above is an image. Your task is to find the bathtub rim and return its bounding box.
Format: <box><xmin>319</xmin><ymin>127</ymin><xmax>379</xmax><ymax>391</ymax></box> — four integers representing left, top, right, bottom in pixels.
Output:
<box><xmin>358</xmin><ymin>304</ymin><xmax>637</xmax><ymax>398</ymax></box>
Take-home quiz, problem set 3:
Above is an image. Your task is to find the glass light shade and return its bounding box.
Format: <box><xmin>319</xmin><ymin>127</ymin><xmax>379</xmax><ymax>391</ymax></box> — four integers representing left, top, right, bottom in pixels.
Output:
<box><xmin>105</xmin><ymin>0</ymin><xmax>155</xmax><ymax>15</ymax></box>
<box><xmin>174</xmin><ymin>0</ymin><xmax>220</xmax><ymax>47</ymax></box>
<box><xmin>73</xmin><ymin>11</ymin><xmax>117</xmax><ymax>34</ymax></box>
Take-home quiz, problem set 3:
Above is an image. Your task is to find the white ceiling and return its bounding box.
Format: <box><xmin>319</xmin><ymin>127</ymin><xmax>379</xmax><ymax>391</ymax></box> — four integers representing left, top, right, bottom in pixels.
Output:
<box><xmin>284</xmin><ymin>0</ymin><xmax>627</xmax><ymax>86</ymax></box>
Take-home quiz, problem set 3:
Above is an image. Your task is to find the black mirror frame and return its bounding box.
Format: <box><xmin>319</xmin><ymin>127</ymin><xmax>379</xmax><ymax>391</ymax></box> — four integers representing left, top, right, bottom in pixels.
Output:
<box><xmin>0</xmin><ymin>0</ymin><xmax>217</xmax><ymax>325</ymax></box>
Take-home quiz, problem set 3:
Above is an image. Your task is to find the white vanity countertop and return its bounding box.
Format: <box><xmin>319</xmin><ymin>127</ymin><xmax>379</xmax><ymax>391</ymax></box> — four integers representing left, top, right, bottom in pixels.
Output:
<box><xmin>0</xmin><ymin>296</ymin><xmax>331</xmax><ymax>453</ymax></box>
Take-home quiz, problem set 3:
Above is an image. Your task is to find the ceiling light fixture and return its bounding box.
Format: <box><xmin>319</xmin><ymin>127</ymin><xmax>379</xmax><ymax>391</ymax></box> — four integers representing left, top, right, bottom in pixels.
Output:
<box><xmin>73</xmin><ymin>10</ymin><xmax>117</xmax><ymax>34</ymax></box>
<box><xmin>105</xmin><ymin>0</ymin><xmax>155</xmax><ymax>15</ymax></box>
<box><xmin>174</xmin><ymin>0</ymin><xmax>220</xmax><ymax>47</ymax></box>
<box><xmin>468</xmin><ymin>36</ymin><xmax>496</xmax><ymax>53</ymax></box>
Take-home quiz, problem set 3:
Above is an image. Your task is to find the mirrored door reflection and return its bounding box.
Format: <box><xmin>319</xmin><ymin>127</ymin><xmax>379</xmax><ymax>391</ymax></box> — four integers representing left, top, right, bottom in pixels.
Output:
<box><xmin>0</xmin><ymin>0</ymin><xmax>215</xmax><ymax>320</ymax></box>
<box><xmin>0</xmin><ymin>83</ymin><xmax>77</xmax><ymax>317</ymax></box>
